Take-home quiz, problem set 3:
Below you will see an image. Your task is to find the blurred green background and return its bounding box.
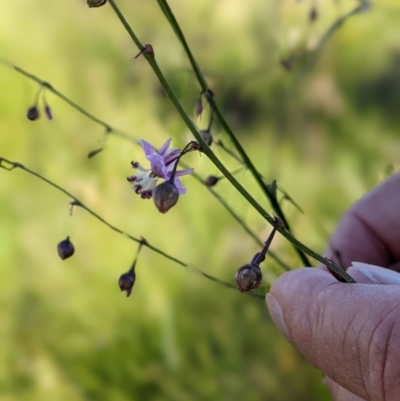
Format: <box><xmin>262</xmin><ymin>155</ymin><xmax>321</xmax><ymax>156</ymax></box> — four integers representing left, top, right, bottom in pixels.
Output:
<box><xmin>1</xmin><ymin>0</ymin><xmax>400</xmax><ymax>400</ymax></box>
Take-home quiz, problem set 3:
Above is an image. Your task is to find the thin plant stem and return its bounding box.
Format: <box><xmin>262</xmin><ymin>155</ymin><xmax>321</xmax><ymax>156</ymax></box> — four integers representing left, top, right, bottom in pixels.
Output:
<box><xmin>0</xmin><ymin>57</ymin><xmax>354</xmax><ymax>282</ymax></box>
<box><xmin>0</xmin><ymin>59</ymin><xmax>289</xmax><ymax>272</ymax></box>
<box><xmin>284</xmin><ymin>2</ymin><xmax>369</xmax><ymax>77</ymax></box>
<box><xmin>190</xmin><ymin>169</ymin><xmax>291</xmax><ymax>272</ymax></box>
<box><xmin>153</xmin><ymin>0</ymin><xmax>310</xmax><ymax>267</ymax></box>
<box><xmin>106</xmin><ymin>0</ymin><xmax>355</xmax><ymax>282</ymax></box>
<box><xmin>0</xmin><ymin>157</ymin><xmax>264</xmax><ymax>298</ymax></box>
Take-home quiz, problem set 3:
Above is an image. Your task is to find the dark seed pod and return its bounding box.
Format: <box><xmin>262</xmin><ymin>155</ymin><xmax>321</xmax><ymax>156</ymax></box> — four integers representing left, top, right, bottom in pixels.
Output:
<box><xmin>235</xmin><ymin>263</ymin><xmax>262</xmax><ymax>293</ymax></box>
<box><xmin>87</xmin><ymin>148</ymin><xmax>103</xmax><ymax>158</ymax></box>
<box><xmin>134</xmin><ymin>44</ymin><xmax>155</xmax><ymax>59</ymax></box>
<box><xmin>195</xmin><ymin>96</ymin><xmax>203</xmax><ymax>117</ymax></box>
<box><xmin>153</xmin><ymin>181</ymin><xmax>179</xmax><ymax>213</ymax></box>
<box><xmin>44</xmin><ymin>105</ymin><xmax>53</xmax><ymax>120</ymax></box>
<box><xmin>309</xmin><ymin>6</ymin><xmax>318</xmax><ymax>22</ymax></box>
<box><xmin>204</xmin><ymin>175</ymin><xmax>220</xmax><ymax>187</ymax></box>
<box><xmin>143</xmin><ymin>44</ymin><xmax>154</xmax><ymax>59</ymax></box>
<box><xmin>57</xmin><ymin>236</ymin><xmax>75</xmax><ymax>260</ymax></box>
<box><xmin>27</xmin><ymin>106</ymin><xmax>40</xmax><ymax>121</ymax></box>
<box><xmin>118</xmin><ymin>270</ymin><xmax>136</xmax><ymax>297</ymax></box>
<box><xmin>87</xmin><ymin>0</ymin><xmax>107</xmax><ymax>7</ymax></box>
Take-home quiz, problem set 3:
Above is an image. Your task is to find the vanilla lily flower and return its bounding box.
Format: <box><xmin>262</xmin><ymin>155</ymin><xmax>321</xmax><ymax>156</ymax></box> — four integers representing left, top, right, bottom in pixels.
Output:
<box><xmin>127</xmin><ymin>138</ymin><xmax>193</xmax><ymax>199</ymax></box>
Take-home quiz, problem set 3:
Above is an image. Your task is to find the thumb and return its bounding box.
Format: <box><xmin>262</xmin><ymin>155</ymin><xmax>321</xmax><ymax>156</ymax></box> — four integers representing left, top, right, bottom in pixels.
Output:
<box><xmin>266</xmin><ymin>268</ymin><xmax>400</xmax><ymax>400</ymax></box>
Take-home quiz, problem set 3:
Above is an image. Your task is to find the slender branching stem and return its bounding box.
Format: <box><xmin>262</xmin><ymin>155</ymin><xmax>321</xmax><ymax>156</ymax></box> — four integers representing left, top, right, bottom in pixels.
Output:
<box><xmin>106</xmin><ymin>0</ymin><xmax>355</xmax><ymax>283</ymax></box>
<box><xmin>0</xmin><ymin>157</ymin><xmax>264</xmax><ymax>297</ymax></box>
<box><xmin>154</xmin><ymin>0</ymin><xmax>311</xmax><ymax>266</ymax></box>
<box><xmin>0</xmin><ymin>60</ymin><xmax>289</xmax><ymax>272</ymax></box>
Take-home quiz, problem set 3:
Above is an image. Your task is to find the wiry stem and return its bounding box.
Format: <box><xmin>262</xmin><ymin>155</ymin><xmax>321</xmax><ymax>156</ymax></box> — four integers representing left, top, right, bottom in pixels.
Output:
<box><xmin>153</xmin><ymin>0</ymin><xmax>310</xmax><ymax>266</ymax></box>
<box><xmin>0</xmin><ymin>157</ymin><xmax>264</xmax><ymax>298</ymax></box>
<box><xmin>0</xmin><ymin>59</ymin><xmax>289</xmax><ymax>272</ymax></box>
<box><xmin>0</xmin><ymin>6</ymin><xmax>355</xmax><ymax>282</ymax></box>
<box><xmin>106</xmin><ymin>0</ymin><xmax>355</xmax><ymax>283</ymax></box>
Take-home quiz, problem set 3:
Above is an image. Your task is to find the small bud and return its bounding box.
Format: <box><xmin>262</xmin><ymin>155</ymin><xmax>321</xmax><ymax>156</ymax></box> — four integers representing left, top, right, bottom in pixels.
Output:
<box><xmin>27</xmin><ymin>106</ymin><xmax>40</xmax><ymax>121</ymax></box>
<box><xmin>309</xmin><ymin>6</ymin><xmax>318</xmax><ymax>22</ymax></box>
<box><xmin>44</xmin><ymin>105</ymin><xmax>53</xmax><ymax>120</ymax></box>
<box><xmin>134</xmin><ymin>44</ymin><xmax>155</xmax><ymax>59</ymax></box>
<box><xmin>118</xmin><ymin>270</ymin><xmax>136</xmax><ymax>297</ymax></box>
<box><xmin>204</xmin><ymin>175</ymin><xmax>220</xmax><ymax>187</ymax></box>
<box><xmin>87</xmin><ymin>0</ymin><xmax>107</xmax><ymax>7</ymax></box>
<box><xmin>57</xmin><ymin>236</ymin><xmax>75</xmax><ymax>260</ymax></box>
<box><xmin>200</xmin><ymin>129</ymin><xmax>213</xmax><ymax>146</ymax></box>
<box><xmin>153</xmin><ymin>181</ymin><xmax>179</xmax><ymax>213</ymax></box>
<box><xmin>195</xmin><ymin>96</ymin><xmax>203</xmax><ymax>117</ymax></box>
<box><xmin>87</xmin><ymin>148</ymin><xmax>103</xmax><ymax>158</ymax></box>
<box><xmin>235</xmin><ymin>263</ymin><xmax>262</xmax><ymax>293</ymax></box>
<box><xmin>144</xmin><ymin>44</ymin><xmax>155</xmax><ymax>58</ymax></box>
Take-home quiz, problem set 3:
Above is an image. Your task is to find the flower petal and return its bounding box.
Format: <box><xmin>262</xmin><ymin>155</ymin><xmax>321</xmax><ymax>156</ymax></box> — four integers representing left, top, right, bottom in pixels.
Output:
<box><xmin>140</xmin><ymin>140</ymin><xmax>155</xmax><ymax>158</ymax></box>
<box><xmin>149</xmin><ymin>154</ymin><xmax>168</xmax><ymax>178</ymax></box>
<box><xmin>158</xmin><ymin>138</ymin><xmax>172</xmax><ymax>156</ymax></box>
<box><xmin>173</xmin><ymin>178</ymin><xmax>187</xmax><ymax>194</ymax></box>
<box><xmin>164</xmin><ymin>148</ymin><xmax>180</xmax><ymax>165</ymax></box>
<box><xmin>175</xmin><ymin>168</ymin><xmax>194</xmax><ymax>177</ymax></box>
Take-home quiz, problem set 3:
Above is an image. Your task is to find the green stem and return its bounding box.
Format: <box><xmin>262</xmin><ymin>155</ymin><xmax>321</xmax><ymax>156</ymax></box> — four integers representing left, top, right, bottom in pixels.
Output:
<box><xmin>1</xmin><ymin>59</ymin><xmax>289</xmax><ymax>272</ymax></box>
<box><xmin>0</xmin><ymin>158</ymin><xmax>262</xmax><ymax>296</ymax></box>
<box><xmin>190</xmin><ymin>169</ymin><xmax>291</xmax><ymax>272</ymax></box>
<box><xmin>154</xmin><ymin>0</ymin><xmax>310</xmax><ymax>266</ymax></box>
<box><xmin>106</xmin><ymin>0</ymin><xmax>355</xmax><ymax>283</ymax></box>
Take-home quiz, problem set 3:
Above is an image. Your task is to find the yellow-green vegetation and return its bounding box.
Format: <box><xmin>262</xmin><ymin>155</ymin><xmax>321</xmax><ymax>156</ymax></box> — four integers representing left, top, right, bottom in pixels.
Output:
<box><xmin>1</xmin><ymin>0</ymin><xmax>400</xmax><ymax>399</ymax></box>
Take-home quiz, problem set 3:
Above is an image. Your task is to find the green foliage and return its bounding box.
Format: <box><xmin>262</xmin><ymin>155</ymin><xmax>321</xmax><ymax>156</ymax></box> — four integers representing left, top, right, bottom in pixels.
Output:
<box><xmin>1</xmin><ymin>0</ymin><xmax>400</xmax><ymax>399</ymax></box>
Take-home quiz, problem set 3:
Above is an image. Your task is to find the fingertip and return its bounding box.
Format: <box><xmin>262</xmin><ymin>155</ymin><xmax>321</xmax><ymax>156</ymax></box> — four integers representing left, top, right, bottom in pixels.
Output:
<box><xmin>266</xmin><ymin>268</ymin><xmax>338</xmax><ymax>342</ymax></box>
<box><xmin>267</xmin><ymin>267</ymin><xmax>338</xmax><ymax>302</ymax></box>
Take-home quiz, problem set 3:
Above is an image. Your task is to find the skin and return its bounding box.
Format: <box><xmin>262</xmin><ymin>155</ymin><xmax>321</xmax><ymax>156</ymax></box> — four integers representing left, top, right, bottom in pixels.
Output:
<box><xmin>266</xmin><ymin>172</ymin><xmax>400</xmax><ymax>401</ymax></box>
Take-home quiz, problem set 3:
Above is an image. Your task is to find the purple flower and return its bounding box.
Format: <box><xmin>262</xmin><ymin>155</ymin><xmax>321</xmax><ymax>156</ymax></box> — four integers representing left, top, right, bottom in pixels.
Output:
<box><xmin>127</xmin><ymin>138</ymin><xmax>193</xmax><ymax>198</ymax></box>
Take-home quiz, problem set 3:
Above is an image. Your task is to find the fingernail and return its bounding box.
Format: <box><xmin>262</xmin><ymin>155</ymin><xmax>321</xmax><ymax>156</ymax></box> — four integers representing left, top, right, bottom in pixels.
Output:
<box><xmin>266</xmin><ymin>293</ymin><xmax>290</xmax><ymax>341</ymax></box>
<box><xmin>351</xmin><ymin>262</ymin><xmax>400</xmax><ymax>285</ymax></box>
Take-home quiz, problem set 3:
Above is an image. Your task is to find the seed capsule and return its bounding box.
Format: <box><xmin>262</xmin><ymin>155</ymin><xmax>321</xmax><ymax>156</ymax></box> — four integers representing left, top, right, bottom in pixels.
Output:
<box><xmin>27</xmin><ymin>106</ymin><xmax>40</xmax><ymax>121</ymax></box>
<box><xmin>235</xmin><ymin>263</ymin><xmax>262</xmax><ymax>293</ymax></box>
<box><xmin>204</xmin><ymin>175</ymin><xmax>220</xmax><ymax>187</ymax></box>
<box><xmin>57</xmin><ymin>236</ymin><xmax>75</xmax><ymax>260</ymax></box>
<box><xmin>44</xmin><ymin>105</ymin><xmax>53</xmax><ymax>120</ymax></box>
<box><xmin>87</xmin><ymin>0</ymin><xmax>107</xmax><ymax>7</ymax></box>
<box><xmin>153</xmin><ymin>181</ymin><xmax>179</xmax><ymax>213</ymax></box>
<box><xmin>118</xmin><ymin>270</ymin><xmax>136</xmax><ymax>297</ymax></box>
<box><xmin>195</xmin><ymin>97</ymin><xmax>203</xmax><ymax>117</ymax></box>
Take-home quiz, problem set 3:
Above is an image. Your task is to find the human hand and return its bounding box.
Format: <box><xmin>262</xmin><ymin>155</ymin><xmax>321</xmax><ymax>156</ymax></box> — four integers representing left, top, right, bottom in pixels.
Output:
<box><xmin>266</xmin><ymin>173</ymin><xmax>400</xmax><ymax>401</ymax></box>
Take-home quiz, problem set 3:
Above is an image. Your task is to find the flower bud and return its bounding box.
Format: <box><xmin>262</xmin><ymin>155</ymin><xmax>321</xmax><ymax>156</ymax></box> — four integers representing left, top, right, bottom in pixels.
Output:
<box><xmin>200</xmin><ymin>129</ymin><xmax>213</xmax><ymax>146</ymax></box>
<box><xmin>134</xmin><ymin>44</ymin><xmax>155</xmax><ymax>59</ymax></box>
<box><xmin>235</xmin><ymin>263</ymin><xmax>262</xmax><ymax>293</ymax></box>
<box><xmin>204</xmin><ymin>175</ymin><xmax>220</xmax><ymax>187</ymax></box>
<box><xmin>57</xmin><ymin>236</ymin><xmax>75</xmax><ymax>260</ymax></box>
<box><xmin>44</xmin><ymin>105</ymin><xmax>53</xmax><ymax>120</ymax></box>
<box><xmin>309</xmin><ymin>6</ymin><xmax>318</xmax><ymax>22</ymax></box>
<box><xmin>87</xmin><ymin>148</ymin><xmax>103</xmax><ymax>158</ymax></box>
<box><xmin>153</xmin><ymin>181</ymin><xmax>179</xmax><ymax>213</ymax></box>
<box><xmin>118</xmin><ymin>270</ymin><xmax>136</xmax><ymax>297</ymax></box>
<box><xmin>144</xmin><ymin>44</ymin><xmax>155</xmax><ymax>59</ymax></box>
<box><xmin>195</xmin><ymin>97</ymin><xmax>203</xmax><ymax>117</ymax></box>
<box><xmin>27</xmin><ymin>106</ymin><xmax>40</xmax><ymax>121</ymax></box>
<box><xmin>87</xmin><ymin>0</ymin><xmax>107</xmax><ymax>7</ymax></box>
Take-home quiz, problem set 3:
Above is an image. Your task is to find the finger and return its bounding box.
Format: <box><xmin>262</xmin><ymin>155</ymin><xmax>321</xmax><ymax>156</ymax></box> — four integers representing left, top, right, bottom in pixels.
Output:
<box><xmin>266</xmin><ymin>268</ymin><xmax>400</xmax><ymax>400</ymax></box>
<box><xmin>326</xmin><ymin>172</ymin><xmax>400</xmax><ymax>268</ymax></box>
<box><xmin>348</xmin><ymin>262</ymin><xmax>400</xmax><ymax>285</ymax></box>
<box><xmin>325</xmin><ymin>377</ymin><xmax>367</xmax><ymax>401</ymax></box>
